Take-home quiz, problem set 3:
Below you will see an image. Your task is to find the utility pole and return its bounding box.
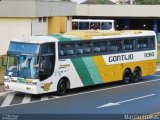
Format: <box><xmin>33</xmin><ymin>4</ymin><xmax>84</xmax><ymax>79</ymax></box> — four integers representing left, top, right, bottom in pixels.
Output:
<box><xmin>130</xmin><ymin>0</ymin><xmax>133</xmax><ymax>5</ymax></box>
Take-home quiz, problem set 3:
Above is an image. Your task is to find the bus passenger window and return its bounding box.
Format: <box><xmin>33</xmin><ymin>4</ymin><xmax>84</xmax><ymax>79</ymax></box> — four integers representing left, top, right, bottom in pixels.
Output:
<box><xmin>137</xmin><ymin>38</ymin><xmax>149</xmax><ymax>49</ymax></box>
<box><xmin>109</xmin><ymin>40</ymin><xmax>117</xmax><ymax>51</ymax></box>
<box><xmin>116</xmin><ymin>40</ymin><xmax>122</xmax><ymax>51</ymax></box>
<box><xmin>93</xmin><ymin>41</ymin><xmax>107</xmax><ymax>53</ymax></box>
<box><xmin>101</xmin><ymin>22</ymin><xmax>112</xmax><ymax>30</ymax></box>
<box><xmin>76</xmin><ymin>43</ymin><xmax>84</xmax><ymax>55</ymax></box>
<box><xmin>59</xmin><ymin>44</ymin><xmax>66</xmax><ymax>56</ymax></box>
<box><xmin>79</xmin><ymin>22</ymin><xmax>89</xmax><ymax>30</ymax></box>
<box><xmin>84</xmin><ymin>42</ymin><xmax>92</xmax><ymax>54</ymax></box>
<box><xmin>124</xmin><ymin>39</ymin><xmax>135</xmax><ymax>50</ymax></box>
<box><xmin>66</xmin><ymin>43</ymin><xmax>75</xmax><ymax>55</ymax></box>
<box><xmin>149</xmin><ymin>37</ymin><xmax>155</xmax><ymax>49</ymax></box>
<box><xmin>72</xmin><ymin>22</ymin><xmax>78</xmax><ymax>30</ymax></box>
<box><xmin>90</xmin><ymin>22</ymin><xmax>100</xmax><ymax>30</ymax></box>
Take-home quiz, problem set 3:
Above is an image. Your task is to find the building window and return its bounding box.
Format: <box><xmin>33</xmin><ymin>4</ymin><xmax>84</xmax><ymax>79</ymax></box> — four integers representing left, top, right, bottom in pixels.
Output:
<box><xmin>38</xmin><ymin>17</ymin><xmax>43</xmax><ymax>23</ymax></box>
<box><xmin>43</xmin><ymin>17</ymin><xmax>47</xmax><ymax>23</ymax></box>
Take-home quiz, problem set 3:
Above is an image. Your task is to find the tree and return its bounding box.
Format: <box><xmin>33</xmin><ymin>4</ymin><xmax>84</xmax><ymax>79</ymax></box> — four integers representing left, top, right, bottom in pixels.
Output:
<box><xmin>134</xmin><ymin>0</ymin><xmax>160</xmax><ymax>5</ymax></box>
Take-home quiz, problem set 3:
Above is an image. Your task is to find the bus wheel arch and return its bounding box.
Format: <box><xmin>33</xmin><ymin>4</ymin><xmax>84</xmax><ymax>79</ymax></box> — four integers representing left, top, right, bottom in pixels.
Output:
<box><xmin>122</xmin><ymin>68</ymin><xmax>133</xmax><ymax>84</ymax></box>
<box><xmin>56</xmin><ymin>77</ymin><xmax>70</xmax><ymax>96</ymax></box>
<box><xmin>132</xmin><ymin>67</ymin><xmax>142</xmax><ymax>82</ymax></box>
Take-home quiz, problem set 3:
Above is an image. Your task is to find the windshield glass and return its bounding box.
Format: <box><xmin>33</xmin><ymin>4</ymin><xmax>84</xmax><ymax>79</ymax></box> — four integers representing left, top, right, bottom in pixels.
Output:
<box><xmin>8</xmin><ymin>42</ymin><xmax>40</xmax><ymax>54</ymax></box>
<box><xmin>6</xmin><ymin>55</ymin><xmax>38</xmax><ymax>79</ymax></box>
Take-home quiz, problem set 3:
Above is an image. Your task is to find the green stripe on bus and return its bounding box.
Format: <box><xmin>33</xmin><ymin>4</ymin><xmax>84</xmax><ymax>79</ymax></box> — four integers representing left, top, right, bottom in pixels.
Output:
<box><xmin>70</xmin><ymin>36</ymin><xmax>95</xmax><ymax>86</ymax></box>
<box><xmin>71</xmin><ymin>58</ymin><xmax>94</xmax><ymax>86</ymax></box>
<box><xmin>48</xmin><ymin>34</ymin><xmax>72</xmax><ymax>41</ymax></box>
<box><xmin>82</xmin><ymin>57</ymin><xmax>103</xmax><ymax>84</ymax></box>
<box><xmin>55</xmin><ymin>34</ymin><xmax>100</xmax><ymax>86</ymax></box>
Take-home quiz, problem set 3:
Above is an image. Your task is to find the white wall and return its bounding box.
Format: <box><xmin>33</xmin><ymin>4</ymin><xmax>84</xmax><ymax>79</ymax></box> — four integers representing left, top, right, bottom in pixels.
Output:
<box><xmin>31</xmin><ymin>18</ymin><xmax>48</xmax><ymax>36</ymax></box>
<box><xmin>0</xmin><ymin>18</ymin><xmax>31</xmax><ymax>55</ymax></box>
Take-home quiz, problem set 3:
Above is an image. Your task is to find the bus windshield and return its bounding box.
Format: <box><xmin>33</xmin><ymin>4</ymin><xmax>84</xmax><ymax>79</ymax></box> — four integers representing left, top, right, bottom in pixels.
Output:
<box><xmin>6</xmin><ymin>55</ymin><xmax>38</xmax><ymax>79</ymax></box>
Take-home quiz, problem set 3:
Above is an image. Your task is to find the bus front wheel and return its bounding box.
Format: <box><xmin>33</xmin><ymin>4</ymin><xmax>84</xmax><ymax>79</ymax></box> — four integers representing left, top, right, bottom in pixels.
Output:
<box><xmin>122</xmin><ymin>69</ymin><xmax>132</xmax><ymax>84</ymax></box>
<box><xmin>57</xmin><ymin>79</ymin><xmax>67</xmax><ymax>96</ymax></box>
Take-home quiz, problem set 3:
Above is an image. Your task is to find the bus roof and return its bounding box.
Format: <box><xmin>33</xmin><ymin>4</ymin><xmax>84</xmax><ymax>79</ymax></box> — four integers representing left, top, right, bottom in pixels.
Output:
<box><xmin>11</xmin><ymin>30</ymin><xmax>155</xmax><ymax>44</ymax></box>
<box><xmin>11</xmin><ymin>36</ymin><xmax>59</xmax><ymax>44</ymax></box>
<box><xmin>72</xmin><ymin>19</ymin><xmax>114</xmax><ymax>22</ymax></box>
<box><xmin>63</xmin><ymin>30</ymin><xmax>155</xmax><ymax>40</ymax></box>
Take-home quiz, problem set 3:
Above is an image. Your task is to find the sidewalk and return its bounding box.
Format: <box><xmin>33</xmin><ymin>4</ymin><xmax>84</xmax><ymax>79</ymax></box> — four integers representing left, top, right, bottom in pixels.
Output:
<box><xmin>0</xmin><ymin>84</ymin><xmax>5</xmax><ymax>93</ymax></box>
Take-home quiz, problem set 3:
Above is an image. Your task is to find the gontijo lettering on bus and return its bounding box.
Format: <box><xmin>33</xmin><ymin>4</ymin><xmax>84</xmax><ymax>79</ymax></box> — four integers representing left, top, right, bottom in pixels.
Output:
<box><xmin>108</xmin><ymin>54</ymin><xmax>134</xmax><ymax>62</ymax></box>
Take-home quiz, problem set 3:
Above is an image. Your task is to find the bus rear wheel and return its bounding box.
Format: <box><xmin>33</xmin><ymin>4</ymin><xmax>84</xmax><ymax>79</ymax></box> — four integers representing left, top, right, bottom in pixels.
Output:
<box><xmin>122</xmin><ymin>69</ymin><xmax>132</xmax><ymax>84</ymax></box>
<box><xmin>132</xmin><ymin>68</ymin><xmax>141</xmax><ymax>82</ymax></box>
<box><xmin>57</xmin><ymin>79</ymin><xmax>67</xmax><ymax>96</ymax></box>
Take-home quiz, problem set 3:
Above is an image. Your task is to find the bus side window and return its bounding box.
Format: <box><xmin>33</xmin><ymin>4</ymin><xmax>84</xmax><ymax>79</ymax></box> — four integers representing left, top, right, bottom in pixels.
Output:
<box><xmin>124</xmin><ymin>39</ymin><xmax>135</xmax><ymax>50</ymax></box>
<box><xmin>79</xmin><ymin>22</ymin><xmax>89</xmax><ymax>30</ymax></box>
<box><xmin>59</xmin><ymin>43</ymin><xmax>75</xmax><ymax>57</ymax></box>
<box><xmin>109</xmin><ymin>40</ymin><xmax>117</xmax><ymax>51</ymax></box>
<box><xmin>101</xmin><ymin>22</ymin><xmax>112</xmax><ymax>30</ymax></box>
<box><xmin>72</xmin><ymin>22</ymin><xmax>78</xmax><ymax>30</ymax></box>
<box><xmin>116</xmin><ymin>40</ymin><xmax>122</xmax><ymax>51</ymax></box>
<box><xmin>109</xmin><ymin>40</ymin><xmax>122</xmax><ymax>52</ymax></box>
<box><xmin>149</xmin><ymin>37</ymin><xmax>155</xmax><ymax>49</ymax></box>
<box><xmin>76</xmin><ymin>43</ymin><xmax>84</xmax><ymax>55</ymax></box>
<box><xmin>66</xmin><ymin>43</ymin><xmax>75</xmax><ymax>55</ymax></box>
<box><xmin>59</xmin><ymin>44</ymin><xmax>66</xmax><ymax>56</ymax></box>
<box><xmin>84</xmin><ymin>42</ymin><xmax>92</xmax><ymax>54</ymax></box>
<box><xmin>90</xmin><ymin>22</ymin><xmax>100</xmax><ymax>30</ymax></box>
<box><xmin>137</xmin><ymin>37</ymin><xmax>149</xmax><ymax>49</ymax></box>
<box><xmin>93</xmin><ymin>41</ymin><xmax>107</xmax><ymax>53</ymax></box>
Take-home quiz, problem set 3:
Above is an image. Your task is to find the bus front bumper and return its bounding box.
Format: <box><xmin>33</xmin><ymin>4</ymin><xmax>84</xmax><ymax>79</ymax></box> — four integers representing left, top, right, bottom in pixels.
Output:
<box><xmin>4</xmin><ymin>82</ymin><xmax>42</xmax><ymax>94</ymax></box>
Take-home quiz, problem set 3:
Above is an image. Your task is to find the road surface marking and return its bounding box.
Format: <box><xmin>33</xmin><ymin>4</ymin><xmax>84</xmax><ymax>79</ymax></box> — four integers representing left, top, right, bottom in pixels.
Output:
<box><xmin>1</xmin><ymin>79</ymin><xmax>160</xmax><ymax>108</ymax></box>
<box><xmin>41</xmin><ymin>96</ymin><xmax>48</xmax><ymax>101</ymax></box>
<box><xmin>22</xmin><ymin>94</ymin><xmax>31</xmax><ymax>104</ymax></box>
<box><xmin>0</xmin><ymin>91</ymin><xmax>12</xmax><ymax>97</ymax></box>
<box><xmin>97</xmin><ymin>94</ymin><xmax>156</xmax><ymax>108</ymax></box>
<box><xmin>151</xmin><ymin>75</ymin><xmax>160</xmax><ymax>77</ymax></box>
<box><xmin>1</xmin><ymin>93</ymin><xmax>16</xmax><ymax>107</ymax></box>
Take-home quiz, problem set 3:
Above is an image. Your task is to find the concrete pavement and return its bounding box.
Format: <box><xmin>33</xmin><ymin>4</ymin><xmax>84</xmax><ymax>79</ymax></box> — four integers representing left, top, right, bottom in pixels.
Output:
<box><xmin>0</xmin><ymin>71</ymin><xmax>160</xmax><ymax>114</ymax></box>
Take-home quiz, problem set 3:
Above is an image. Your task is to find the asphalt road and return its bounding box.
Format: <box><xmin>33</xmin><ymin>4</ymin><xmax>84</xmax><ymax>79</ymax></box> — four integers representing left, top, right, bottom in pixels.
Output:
<box><xmin>0</xmin><ymin>71</ymin><xmax>160</xmax><ymax>120</ymax></box>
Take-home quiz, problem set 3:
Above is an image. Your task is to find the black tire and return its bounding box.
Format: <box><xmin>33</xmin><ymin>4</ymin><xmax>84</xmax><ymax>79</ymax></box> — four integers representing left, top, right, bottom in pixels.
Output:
<box><xmin>132</xmin><ymin>68</ymin><xmax>141</xmax><ymax>82</ymax></box>
<box><xmin>57</xmin><ymin>79</ymin><xmax>67</xmax><ymax>96</ymax></box>
<box><xmin>122</xmin><ymin>69</ymin><xmax>132</xmax><ymax>84</ymax></box>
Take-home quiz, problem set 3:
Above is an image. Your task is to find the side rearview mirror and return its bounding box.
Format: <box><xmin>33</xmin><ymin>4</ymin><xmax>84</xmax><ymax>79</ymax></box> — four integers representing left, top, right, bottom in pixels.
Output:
<box><xmin>2</xmin><ymin>55</ymin><xmax>7</xmax><ymax>66</ymax></box>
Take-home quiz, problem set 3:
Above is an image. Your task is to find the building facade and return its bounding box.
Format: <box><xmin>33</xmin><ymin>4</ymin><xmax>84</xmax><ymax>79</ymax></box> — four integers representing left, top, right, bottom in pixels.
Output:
<box><xmin>1</xmin><ymin>1</ymin><xmax>160</xmax><ymax>55</ymax></box>
<box><xmin>0</xmin><ymin>0</ymin><xmax>75</xmax><ymax>55</ymax></box>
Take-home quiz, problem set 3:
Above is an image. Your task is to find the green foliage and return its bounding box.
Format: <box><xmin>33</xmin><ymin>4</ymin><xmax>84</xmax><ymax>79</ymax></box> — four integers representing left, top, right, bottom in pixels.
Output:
<box><xmin>134</xmin><ymin>0</ymin><xmax>160</xmax><ymax>5</ymax></box>
<box><xmin>61</xmin><ymin>0</ymin><xmax>113</xmax><ymax>4</ymax></box>
<box><xmin>0</xmin><ymin>56</ymin><xmax>5</xmax><ymax>85</ymax></box>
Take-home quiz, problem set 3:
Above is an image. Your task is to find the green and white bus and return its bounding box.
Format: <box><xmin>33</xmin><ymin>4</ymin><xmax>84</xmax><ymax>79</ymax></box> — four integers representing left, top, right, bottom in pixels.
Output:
<box><xmin>3</xmin><ymin>30</ymin><xmax>157</xmax><ymax>95</ymax></box>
